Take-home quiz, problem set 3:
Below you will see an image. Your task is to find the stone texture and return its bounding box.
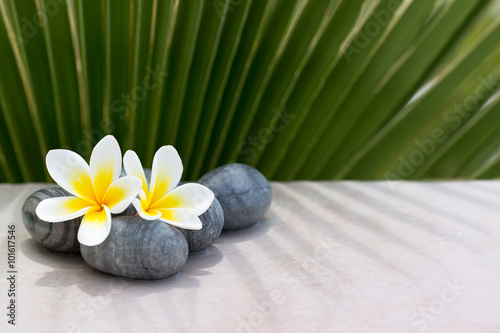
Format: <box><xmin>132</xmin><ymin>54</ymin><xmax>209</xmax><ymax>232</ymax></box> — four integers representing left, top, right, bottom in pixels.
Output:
<box><xmin>21</xmin><ymin>187</ymin><xmax>81</xmax><ymax>253</ymax></box>
<box><xmin>179</xmin><ymin>197</ymin><xmax>224</xmax><ymax>252</ymax></box>
<box><xmin>144</xmin><ymin>168</ymin><xmax>152</xmax><ymax>183</ymax></box>
<box><xmin>81</xmin><ymin>216</ymin><xmax>188</xmax><ymax>280</ymax></box>
<box><xmin>198</xmin><ymin>163</ymin><xmax>272</xmax><ymax>230</ymax></box>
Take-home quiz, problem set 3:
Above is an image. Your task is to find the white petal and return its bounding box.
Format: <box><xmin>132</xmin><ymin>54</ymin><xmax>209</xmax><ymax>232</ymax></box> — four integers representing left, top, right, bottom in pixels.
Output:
<box><xmin>132</xmin><ymin>198</ymin><xmax>161</xmax><ymax>220</ymax></box>
<box><xmin>149</xmin><ymin>145</ymin><xmax>183</xmax><ymax>206</ymax></box>
<box><xmin>90</xmin><ymin>135</ymin><xmax>122</xmax><ymax>201</ymax></box>
<box><xmin>36</xmin><ymin>196</ymin><xmax>92</xmax><ymax>222</ymax></box>
<box><xmin>150</xmin><ymin>183</ymin><xmax>214</xmax><ymax>216</ymax></box>
<box><xmin>77</xmin><ymin>206</ymin><xmax>112</xmax><ymax>246</ymax></box>
<box><xmin>158</xmin><ymin>208</ymin><xmax>202</xmax><ymax>230</ymax></box>
<box><xmin>45</xmin><ymin>149</ymin><xmax>97</xmax><ymax>203</ymax></box>
<box><xmin>138</xmin><ymin>189</ymin><xmax>147</xmax><ymax>202</ymax></box>
<box><xmin>123</xmin><ymin>150</ymin><xmax>148</xmax><ymax>195</ymax></box>
<box><xmin>102</xmin><ymin>176</ymin><xmax>142</xmax><ymax>214</ymax></box>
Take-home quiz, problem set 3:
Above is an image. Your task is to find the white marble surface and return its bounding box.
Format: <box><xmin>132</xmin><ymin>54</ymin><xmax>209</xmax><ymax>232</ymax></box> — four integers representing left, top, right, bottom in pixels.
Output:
<box><xmin>1</xmin><ymin>181</ymin><xmax>500</xmax><ymax>333</ymax></box>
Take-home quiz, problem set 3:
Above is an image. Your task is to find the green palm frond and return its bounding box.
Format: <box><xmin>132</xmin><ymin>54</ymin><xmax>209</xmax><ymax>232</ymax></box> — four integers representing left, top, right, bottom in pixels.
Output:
<box><xmin>0</xmin><ymin>0</ymin><xmax>499</xmax><ymax>182</ymax></box>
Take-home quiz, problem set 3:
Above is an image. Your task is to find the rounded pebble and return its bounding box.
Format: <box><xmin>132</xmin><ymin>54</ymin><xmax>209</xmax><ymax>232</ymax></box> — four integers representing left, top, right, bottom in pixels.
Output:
<box><xmin>81</xmin><ymin>216</ymin><xmax>188</xmax><ymax>280</ymax></box>
<box><xmin>21</xmin><ymin>187</ymin><xmax>81</xmax><ymax>253</ymax></box>
<box><xmin>198</xmin><ymin>163</ymin><xmax>272</xmax><ymax>230</ymax></box>
<box><xmin>179</xmin><ymin>196</ymin><xmax>224</xmax><ymax>252</ymax></box>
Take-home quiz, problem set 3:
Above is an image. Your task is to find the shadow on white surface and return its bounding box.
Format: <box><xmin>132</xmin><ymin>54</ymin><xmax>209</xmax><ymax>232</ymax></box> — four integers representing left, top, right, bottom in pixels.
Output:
<box><xmin>20</xmin><ymin>238</ymin><xmax>226</xmax><ymax>297</ymax></box>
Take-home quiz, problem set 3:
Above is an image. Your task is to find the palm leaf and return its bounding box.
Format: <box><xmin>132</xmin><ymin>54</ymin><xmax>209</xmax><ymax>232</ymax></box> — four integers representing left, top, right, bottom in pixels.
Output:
<box><xmin>0</xmin><ymin>0</ymin><xmax>499</xmax><ymax>182</ymax></box>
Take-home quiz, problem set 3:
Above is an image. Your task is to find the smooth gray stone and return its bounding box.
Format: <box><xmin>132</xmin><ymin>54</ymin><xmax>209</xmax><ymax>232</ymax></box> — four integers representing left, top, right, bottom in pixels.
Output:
<box><xmin>144</xmin><ymin>168</ymin><xmax>152</xmax><ymax>183</ymax></box>
<box><xmin>198</xmin><ymin>163</ymin><xmax>272</xmax><ymax>231</ymax></box>
<box><xmin>21</xmin><ymin>187</ymin><xmax>81</xmax><ymax>253</ymax></box>
<box><xmin>81</xmin><ymin>216</ymin><xmax>188</xmax><ymax>280</ymax></box>
<box><xmin>179</xmin><ymin>197</ymin><xmax>224</xmax><ymax>253</ymax></box>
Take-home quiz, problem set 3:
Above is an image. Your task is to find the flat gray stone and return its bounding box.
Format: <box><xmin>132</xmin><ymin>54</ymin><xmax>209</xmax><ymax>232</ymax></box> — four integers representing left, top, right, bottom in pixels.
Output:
<box><xmin>81</xmin><ymin>216</ymin><xmax>188</xmax><ymax>280</ymax></box>
<box><xmin>179</xmin><ymin>197</ymin><xmax>224</xmax><ymax>252</ymax></box>
<box><xmin>21</xmin><ymin>187</ymin><xmax>81</xmax><ymax>253</ymax></box>
<box><xmin>198</xmin><ymin>163</ymin><xmax>272</xmax><ymax>231</ymax></box>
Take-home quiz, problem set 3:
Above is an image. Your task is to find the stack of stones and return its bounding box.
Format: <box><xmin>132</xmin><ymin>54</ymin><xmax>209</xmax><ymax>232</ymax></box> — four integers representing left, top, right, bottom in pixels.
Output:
<box><xmin>21</xmin><ymin>164</ymin><xmax>272</xmax><ymax>280</ymax></box>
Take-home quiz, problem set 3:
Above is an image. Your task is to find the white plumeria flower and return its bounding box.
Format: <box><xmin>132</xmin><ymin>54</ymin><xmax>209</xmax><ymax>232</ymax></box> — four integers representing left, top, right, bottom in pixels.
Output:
<box><xmin>36</xmin><ymin>135</ymin><xmax>142</xmax><ymax>246</ymax></box>
<box><xmin>123</xmin><ymin>146</ymin><xmax>214</xmax><ymax>230</ymax></box>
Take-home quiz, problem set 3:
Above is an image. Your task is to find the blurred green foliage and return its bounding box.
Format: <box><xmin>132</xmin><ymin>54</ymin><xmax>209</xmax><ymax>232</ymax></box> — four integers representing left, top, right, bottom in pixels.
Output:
<box><xmin>0</xmin><ymin>0</ymin><xmax>499</xmax><ymax>182</ymax></box>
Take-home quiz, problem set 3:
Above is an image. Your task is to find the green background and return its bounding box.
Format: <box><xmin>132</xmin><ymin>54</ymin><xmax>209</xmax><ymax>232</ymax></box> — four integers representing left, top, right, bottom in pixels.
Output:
<box><xmin>0</xmin><ymin>0</ymin><xmax>499</xmax><ymax>183</ymax></box>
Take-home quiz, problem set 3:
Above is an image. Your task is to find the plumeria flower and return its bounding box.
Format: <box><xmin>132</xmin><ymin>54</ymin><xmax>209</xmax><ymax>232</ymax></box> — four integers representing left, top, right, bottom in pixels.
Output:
<box><xmin>36</xmin><ymin>135</ymin><xmax>142</xmax><ymax>246</ymax></box>
<box><xmin>123</xmin><ymin>146</ymin><xmax>214</xmax><ymax>230</ymax></box>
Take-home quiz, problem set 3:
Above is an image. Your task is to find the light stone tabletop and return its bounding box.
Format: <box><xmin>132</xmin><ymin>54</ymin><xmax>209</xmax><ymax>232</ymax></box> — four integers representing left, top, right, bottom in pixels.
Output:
<box><xmin>1</xmin><ymin>181</ymin><xmax>500</xmax><ymax>333</ymax></box>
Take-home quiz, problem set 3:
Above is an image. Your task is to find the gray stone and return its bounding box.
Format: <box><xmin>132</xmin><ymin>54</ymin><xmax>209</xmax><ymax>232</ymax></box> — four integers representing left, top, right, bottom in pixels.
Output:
<box><xmin>144</xmin><ymin>168</ymin><xmax>152</xmax><ymax>183</ymax></box>
<box><xmin>21</xmin><ymin>187</ymin><xmax>81</xmax><ymax>253</ymax></box>
<box><xmin>179</xmin><ymin>197</ymin><xmax>224</xmax><ymax>252</ymax></box>
<box><xmin>198</xmin><ymin>163</ymin><xmax>272</xmax><ymax>231</ymax></box>
<box><xmin>81</xmin><ymin>216</ymin><xmax>188</xmax><ymax>280</ymax></box>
